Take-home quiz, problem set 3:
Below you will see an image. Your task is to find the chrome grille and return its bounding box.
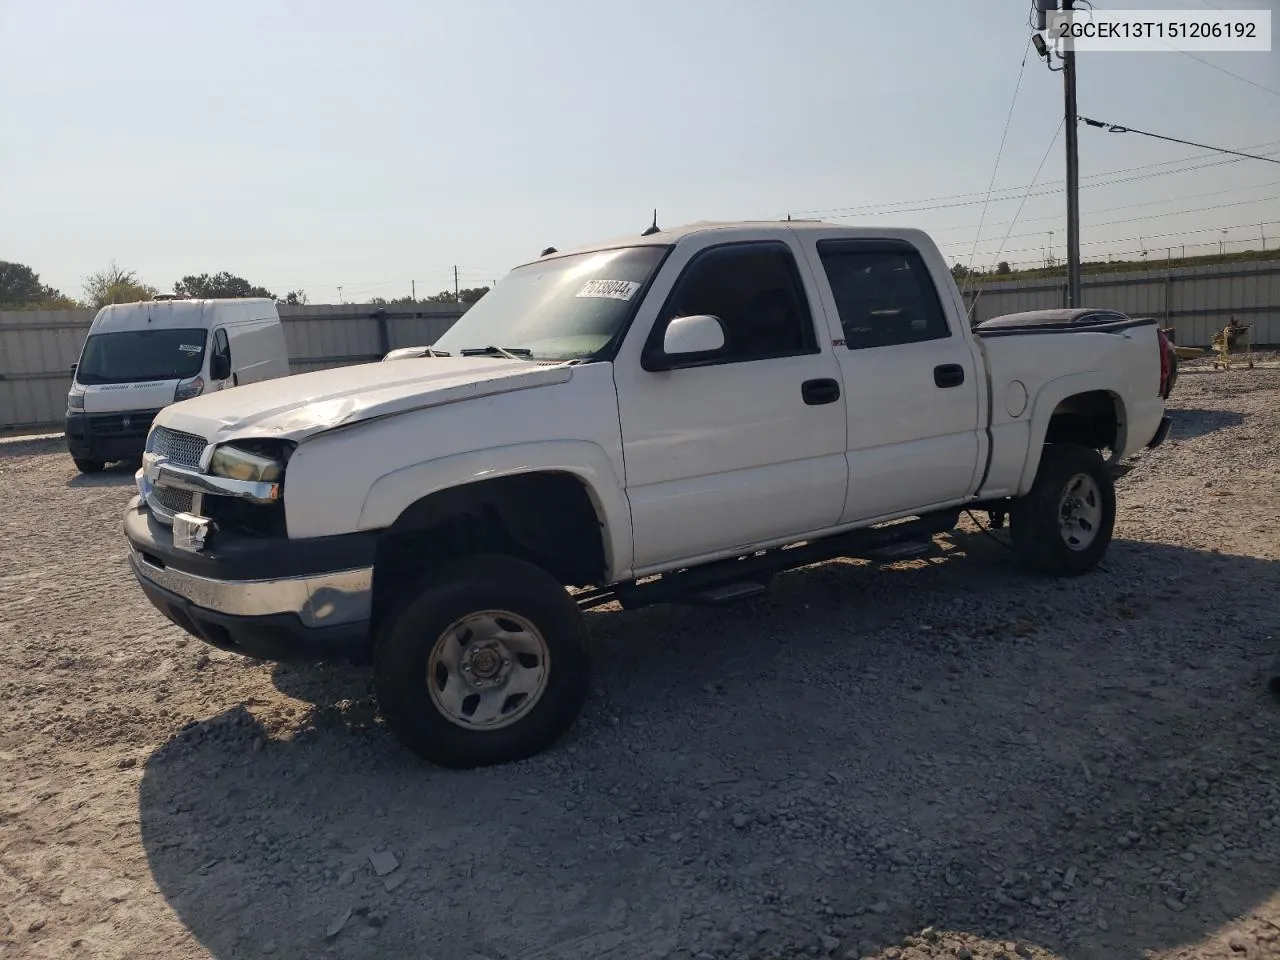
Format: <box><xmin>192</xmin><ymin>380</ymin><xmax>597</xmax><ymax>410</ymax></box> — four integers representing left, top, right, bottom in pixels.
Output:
<box><xmin>150</xmin><ymin>426</ymin><xmax>206</xmax><ymax>468</ymax></box>
<box><xmin>150</xmin><ymin>486</ymin><xmax>194</xmax><ymax>517</ymax></box>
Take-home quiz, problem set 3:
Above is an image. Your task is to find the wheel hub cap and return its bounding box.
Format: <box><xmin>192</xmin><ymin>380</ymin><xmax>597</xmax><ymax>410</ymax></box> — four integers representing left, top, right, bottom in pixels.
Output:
<box><xmin>1057</xmin><ymin>472</ymin><xmax>1103</xmax><ymax>551</ymax></box>
<box><xmin>427</xmin><ymin>610</ymin><xmax>551</xmax><ymax>730</ymax></box>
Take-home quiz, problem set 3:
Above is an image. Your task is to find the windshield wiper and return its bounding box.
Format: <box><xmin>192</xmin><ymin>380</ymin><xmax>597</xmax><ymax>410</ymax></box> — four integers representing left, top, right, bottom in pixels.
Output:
<box><xmin>459</xmin><ymin>345</ymin><xmax>533</xmax><ymax>360</ymax></box>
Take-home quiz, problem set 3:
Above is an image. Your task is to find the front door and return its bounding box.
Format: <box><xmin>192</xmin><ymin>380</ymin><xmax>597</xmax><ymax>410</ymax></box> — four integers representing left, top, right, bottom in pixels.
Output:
<box><xmin>800</xmin><ymin>235</ymin><xmax>983</xmax><ymax>522</ymax></box>
<box><xmin>613</xmin><ymin>234</ymin><xmax>849</xmax><ymax>572</ymax></box>
<box><xmin>210</xmin><ymin>327</ymin><xmax>233</xmax><ymax>390</ymax></box>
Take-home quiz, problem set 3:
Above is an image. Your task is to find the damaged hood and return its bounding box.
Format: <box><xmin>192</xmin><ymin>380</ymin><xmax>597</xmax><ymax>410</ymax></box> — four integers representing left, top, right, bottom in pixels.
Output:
<box><xmin>154</xmin><ymin>357</ymin><xmax>574</xmax><ymax>444</ymax></box>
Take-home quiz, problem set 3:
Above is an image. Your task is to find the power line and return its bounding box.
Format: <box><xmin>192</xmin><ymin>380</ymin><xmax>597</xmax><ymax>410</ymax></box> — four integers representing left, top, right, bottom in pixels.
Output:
<box><xmin>819</xmin><ymin>148</ymin><xmax>1280</xmax><ymax>221</ymax></box>
<box><xmin>973</xmin><ymin>218</ymin><xmax>1280</xmax><ymax>258</ymax></box>
<box><xmin>786</xmin><ymin>138</ymin><xmax>1280</xmax><ymax>218</ymax></box>
<box><xmin>969</xmin><ymin>116</ymin><xmax>1066</xmax><ymax>312</ymax></box>
<box><xmin>1174</xmin><ymin>49</ymin><xmax>1280</xmax><ymax>99</ymax></box>
<box><xmin>1080</xmin><ymin>116</ymin><xmax>1280</xmax><ymax>164</ymax></box>
<box><xmin>926</xmin><ymin>179</ymin><xmax>1280</xmax><ymax>234</ymax></box>
<box><xmin>936</xmin><ymin>194</ymin><xmax>1280</xmax><ymax>249</ymax></box>
<box><xmin>964</xmin><ymin>37</ymin><xmax>1031</xmax><ymax>284</ymax></box>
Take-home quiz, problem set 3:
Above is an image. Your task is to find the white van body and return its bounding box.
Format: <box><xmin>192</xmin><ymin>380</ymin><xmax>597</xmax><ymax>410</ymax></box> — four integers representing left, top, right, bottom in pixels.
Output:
<box><xmin>65</xmin><ymin>298</ymin><xmax>289</xmax><ymax>471</ymax></box>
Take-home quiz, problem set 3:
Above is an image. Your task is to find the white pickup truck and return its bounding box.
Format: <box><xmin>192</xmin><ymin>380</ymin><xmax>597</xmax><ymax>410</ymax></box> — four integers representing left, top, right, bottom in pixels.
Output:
<box><xmin>123</xmin><ymin>220</ymin><xmax>1172</xmax><ymax>768</ymax></box>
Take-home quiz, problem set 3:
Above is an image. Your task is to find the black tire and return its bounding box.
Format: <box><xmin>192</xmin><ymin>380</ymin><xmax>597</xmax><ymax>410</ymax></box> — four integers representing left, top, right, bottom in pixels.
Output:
<box><xmin>1010</xmin><ymin>443</ymin><xmax>1115</xmax><ymax>577</ymax></box>
<box><xmin>374</xmin><ymin>553</ymin><xmax>590</xmax><ymax>769</ymax></box>
<box><xmin>73</xmin><ymin>457</ymin><xmax>105</xmax><ymax>474</ymax></box>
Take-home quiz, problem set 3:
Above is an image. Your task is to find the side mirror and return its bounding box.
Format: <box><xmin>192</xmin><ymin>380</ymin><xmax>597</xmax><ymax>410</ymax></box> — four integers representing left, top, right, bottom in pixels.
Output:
<box><xmin>648</xmin><ymin>314</ymin><xmax>726</xmax><ymax>370</ymax></box>
<box><xmin>210</xmin><ymin>353</ymin><xmax>231</xmax><ymax>382</ymax></box>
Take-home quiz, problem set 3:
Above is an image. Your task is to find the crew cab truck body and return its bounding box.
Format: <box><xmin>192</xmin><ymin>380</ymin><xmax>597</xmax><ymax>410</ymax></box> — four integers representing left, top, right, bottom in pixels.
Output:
<box><xmin>122</xmin><ymin>221</ymin><xmax>1171</xmax><ymax>768</ymax></box>
<box><xmin>66</xmin><ymin>298</ymin><xmax>288</xmax><ymax>473</ymax></box>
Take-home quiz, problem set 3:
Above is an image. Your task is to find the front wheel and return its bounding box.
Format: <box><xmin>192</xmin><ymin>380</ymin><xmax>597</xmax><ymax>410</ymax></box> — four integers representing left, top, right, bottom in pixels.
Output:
<box><xmin>1010</xmin><ymin>443</ymin><xmax>1116</xmax><ymax>576</ymax></box>
<box><xmin>374</xmin><ymin>553</ymin><xmax>591</xmax><ymax>769</ymax></box>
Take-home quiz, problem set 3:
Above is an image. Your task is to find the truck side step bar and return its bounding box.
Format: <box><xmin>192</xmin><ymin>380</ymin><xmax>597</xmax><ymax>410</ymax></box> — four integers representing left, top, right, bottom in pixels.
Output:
<box><xmin>577</xmin><ymin>508</ymin><xmax>960</xmax><ymax>612</ymax></box>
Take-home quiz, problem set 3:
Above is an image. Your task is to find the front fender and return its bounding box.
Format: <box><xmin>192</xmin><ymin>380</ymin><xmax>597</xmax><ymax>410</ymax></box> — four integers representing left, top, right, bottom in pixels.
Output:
<box><xmin>357</xmin><ymin>440</ymin><xmax>634</xmax><ymax>581</ymax></box>
<box><xmin>1016</xmin><ymin>372</ymin><xmax>1126</xmax><ymax>495</ymax></box>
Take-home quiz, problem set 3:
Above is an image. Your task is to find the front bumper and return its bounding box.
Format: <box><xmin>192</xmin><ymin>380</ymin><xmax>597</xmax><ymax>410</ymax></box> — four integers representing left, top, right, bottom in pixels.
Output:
<box><xmin>124</xmin><ymin>496</ymin><xmax>377</xmax><ymax>663</ymax></box>
<box><xmin>65</xmin><ymin>410</ymin><xmax>159</xmax><ymax>463</ymax></box>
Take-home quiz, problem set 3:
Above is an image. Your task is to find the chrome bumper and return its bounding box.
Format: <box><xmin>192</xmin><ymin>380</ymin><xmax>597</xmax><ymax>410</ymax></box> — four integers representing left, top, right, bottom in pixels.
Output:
<box><xmin>128</xmin><ymin>548</ymin><xmax>373</xmax><ymax>628</ymax></box>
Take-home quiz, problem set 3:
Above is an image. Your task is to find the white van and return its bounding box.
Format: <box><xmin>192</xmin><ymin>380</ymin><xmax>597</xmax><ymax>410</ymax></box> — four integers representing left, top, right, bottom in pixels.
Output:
<box><xmin>65</xmin><ymin>298</ymin><xmax>290</xmax><ymax>473</ymax></box>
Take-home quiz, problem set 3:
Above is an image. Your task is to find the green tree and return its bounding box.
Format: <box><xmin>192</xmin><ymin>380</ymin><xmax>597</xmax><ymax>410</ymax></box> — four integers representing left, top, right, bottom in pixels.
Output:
<box><xmin>996</xmin><ymin>261</ymin><xmax>1012</xmax><ymax>275</ymax></box>
<box><xmin>424</xmin><ymin>286</ymin><xmax>490</xmax><ymax>304</ymax></box>
<box><xmin>950</xmin><ymin>263</ymin><xmax>970</xmax><ymax>280</ymax></box>
<box><xmin>83</xmin><ymin>261</ymin><xmax>158</xmax><ymax>309</ymax></box>
<box><xmin>173</xmin><ymin>272</ymin><xmax>276</xmax><ymax>299</ymax></box>
<box><xmin>0</xmin><ymin>261</ymin><xmax>76</xmax><ymax>309</ymax></box>
<box><xmin>282</xmin><ymin>289</ymin><xmax>308</xmax><ymax>305</ymax></box>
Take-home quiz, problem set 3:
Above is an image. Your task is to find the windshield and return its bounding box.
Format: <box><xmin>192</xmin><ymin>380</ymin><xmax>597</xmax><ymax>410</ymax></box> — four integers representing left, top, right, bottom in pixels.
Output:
<box><xmin>431</xmin><ymin>246</ymin><xmax>669</xmax><ymax>361</ymax></box>
<box><xmin>76</xmin><ymin>328</ymin><xmax>208</xmax><ymax>385</ymax></box>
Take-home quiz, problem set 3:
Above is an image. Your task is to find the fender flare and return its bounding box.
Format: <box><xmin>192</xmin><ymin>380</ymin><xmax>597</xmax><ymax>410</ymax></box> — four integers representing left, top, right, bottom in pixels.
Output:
<box><xmin>1016</xmin><ymin>373</ymin><xmax>1127</xmax><ymax>495</ymax></box>
<box><xmin>357</xmin><ymin>440</ymin><xmax>634</xmax><ymax>581</ymax></box>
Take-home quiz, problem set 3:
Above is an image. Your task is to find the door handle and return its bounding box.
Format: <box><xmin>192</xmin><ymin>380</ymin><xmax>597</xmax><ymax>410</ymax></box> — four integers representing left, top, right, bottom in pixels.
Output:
<box><xmin>934</xmin><ymin>364</ymin><xmax>965</xmax><ymax>389</ymax></box>
<box><xmin>801</xmin><ymin>378</ymin><xmax>841</xmax><ymax>405</ymax></box>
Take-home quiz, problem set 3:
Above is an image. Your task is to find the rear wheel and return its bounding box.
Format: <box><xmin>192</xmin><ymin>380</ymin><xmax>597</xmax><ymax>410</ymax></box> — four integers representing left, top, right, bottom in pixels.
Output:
<box><xmin>1010</xmin><ymin>443</ymin><xmax>1115</xmax><ymax>576</ymax></box>
<box><xmin>373</xmin><ymin>553</ymin><xmax>590</xmax><ymax>768</ymax></box>
<box><xmin>73</xmin><ymin>458</ymin><xmax>105</xmax><ymax>474</ymax></box>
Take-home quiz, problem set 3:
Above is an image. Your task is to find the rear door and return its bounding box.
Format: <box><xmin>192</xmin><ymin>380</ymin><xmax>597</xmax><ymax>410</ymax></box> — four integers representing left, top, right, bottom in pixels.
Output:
<box><xmin>613</xmin><ymin>232</ymin><xmax>849</xmax><ymax>571</ymax></box>
<box><xmin>799</xmin><ymin>235</ymin><xmax>983</xmax><ymax>522</ymax></box>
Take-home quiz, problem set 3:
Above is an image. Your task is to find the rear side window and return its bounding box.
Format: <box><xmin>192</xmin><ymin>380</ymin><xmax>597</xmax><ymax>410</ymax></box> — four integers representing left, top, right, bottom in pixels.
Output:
<box><xmin>817</xmin><ymin>241</ymin><xmax>952</xmax><ymax>350</ymax></box>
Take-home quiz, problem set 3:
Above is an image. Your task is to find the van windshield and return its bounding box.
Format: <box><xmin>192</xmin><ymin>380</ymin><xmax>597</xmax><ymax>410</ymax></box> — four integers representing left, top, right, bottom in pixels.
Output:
<box><xmin>76</xmin><ymin>328</ymin><xmax>208</xmax><ymax>385</ymax></box>
<box><xmin>430</xmin><ymin>246</ymin><xmax>670</xmax><ymax>361</ymax></box>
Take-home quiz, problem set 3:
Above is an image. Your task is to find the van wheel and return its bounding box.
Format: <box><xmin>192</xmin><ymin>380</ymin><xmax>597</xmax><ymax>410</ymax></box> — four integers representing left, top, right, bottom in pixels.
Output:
<box><xmin>1010</xmin><ymin>443</ymin><xmax>1115</xmax><ymax>576</ymax></box>
<box><xmin>374</xmin><ymin>553</ymin><xmax>590</xmax><ymax>769</ymax></box>
<box><xmin>73</xmin><ymin>458</ymin><xmax>105</xmax><ymax>474</ymax></box>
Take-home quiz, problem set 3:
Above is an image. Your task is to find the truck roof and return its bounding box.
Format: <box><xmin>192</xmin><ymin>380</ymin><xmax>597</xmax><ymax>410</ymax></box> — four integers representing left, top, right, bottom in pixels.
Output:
<box><xmin>522</xmin><ymin>220</ymin><xmax>937</xmax><ymax>266</ymax></box>
<box><xmin>89</xmin><ymin>298</ymin><xmax>278</xmax><ymax>335</ymax></box>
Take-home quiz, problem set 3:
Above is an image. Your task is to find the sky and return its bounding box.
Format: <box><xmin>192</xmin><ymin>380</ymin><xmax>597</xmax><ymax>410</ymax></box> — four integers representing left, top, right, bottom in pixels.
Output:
<box><xmin>2</xmin><ymin>0</ymin><xmax>1278</xmax><ymax>304</ymax></box>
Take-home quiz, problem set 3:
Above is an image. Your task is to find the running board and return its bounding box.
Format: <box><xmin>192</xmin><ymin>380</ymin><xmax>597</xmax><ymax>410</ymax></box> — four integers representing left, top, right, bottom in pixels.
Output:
<box><xmin>578</xmin><ymin>508</ymin><xmax>962</xmax><ymax>613</ymax></box>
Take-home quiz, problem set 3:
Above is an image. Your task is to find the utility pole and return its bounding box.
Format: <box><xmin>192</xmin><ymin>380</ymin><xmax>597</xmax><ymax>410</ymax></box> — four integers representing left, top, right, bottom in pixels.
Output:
<box><xmin>337</xmin><ymin>285</ymin><xmax>344</xmax><ymax>305</ymax></box>
<box><xmin>1034</xmin><ymin>0</ymin><xmax>1081</xmax><ymax>306</ymax></box>
<box><xmin>454</xmin><ymin>266</ymin><xmax>460</xmax><ymax>302</ymax></box>
<box><xmin>1062</xmin><ymin>0</ymin><xmax>1082</xmax><ymax>307</ymax></box>
<box><xmin>412</xmin><ymin>279</ymin><xmax>416</xmax><ymax>301</ymax></box>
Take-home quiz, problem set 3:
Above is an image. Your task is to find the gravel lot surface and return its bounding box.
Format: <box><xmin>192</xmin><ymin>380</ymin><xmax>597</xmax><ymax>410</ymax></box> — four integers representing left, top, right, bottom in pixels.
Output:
<box><xmin>2</xmin><ymin>367</ymin><xmax>1279</xmax><ymax>960</ymax></box>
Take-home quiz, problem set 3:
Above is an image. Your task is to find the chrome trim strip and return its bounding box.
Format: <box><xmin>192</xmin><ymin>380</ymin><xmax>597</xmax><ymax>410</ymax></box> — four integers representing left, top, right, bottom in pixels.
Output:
<box><xmin>155</xmin><ymin>461</ymin><xmax>280</xmax><ymax>503</ymax></box>
<box><xmin>129</xmin><ymin>549</ymin><xmax>372</xmax><ymax>628</ymax></box>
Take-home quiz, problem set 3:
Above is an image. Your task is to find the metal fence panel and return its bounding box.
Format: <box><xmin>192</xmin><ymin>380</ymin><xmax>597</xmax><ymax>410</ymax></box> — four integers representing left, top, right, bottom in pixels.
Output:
<box><xmin>3</xmin><ymin>259</ymin><xmax>1276</xmax><ymax>431</ymax></box>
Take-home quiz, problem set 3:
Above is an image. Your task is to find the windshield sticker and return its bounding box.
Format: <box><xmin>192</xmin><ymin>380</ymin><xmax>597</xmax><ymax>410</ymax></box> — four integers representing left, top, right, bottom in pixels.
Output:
<box><xmin>575</xmin><ymin>279</ymin><xmax>641</xmax><ymax>301</ymax></box>
<box><xmin>179</xmin><ymin>344</ymin><xmax>201</xmax><ymax>353</ymax></box>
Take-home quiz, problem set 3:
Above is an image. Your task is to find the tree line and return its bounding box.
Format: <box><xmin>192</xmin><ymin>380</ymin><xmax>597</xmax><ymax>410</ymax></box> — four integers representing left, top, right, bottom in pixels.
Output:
<box><xmin>0</xmin><ymin>260</ymin><xmax>490</xmax><ymax>311</ymax></box>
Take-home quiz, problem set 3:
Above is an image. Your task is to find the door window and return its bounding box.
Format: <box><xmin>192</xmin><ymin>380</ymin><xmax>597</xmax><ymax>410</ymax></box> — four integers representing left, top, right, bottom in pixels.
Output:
<box><xmin>650</xmin><ymin>241</ymin><xmax>818</xmax><ymax>364</ymax></box>
<box><xmin>817</xmin><ymin>241</ymin><xmax>952</xmax><ymax>350</ymax></box>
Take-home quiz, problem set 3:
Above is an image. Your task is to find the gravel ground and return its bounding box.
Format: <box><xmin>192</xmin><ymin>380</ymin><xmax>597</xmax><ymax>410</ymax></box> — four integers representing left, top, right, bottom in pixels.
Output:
<box><xmin>2</xmin><ymin>367</ymin><xmax>1279</xmax><ymax>960</ymax></box>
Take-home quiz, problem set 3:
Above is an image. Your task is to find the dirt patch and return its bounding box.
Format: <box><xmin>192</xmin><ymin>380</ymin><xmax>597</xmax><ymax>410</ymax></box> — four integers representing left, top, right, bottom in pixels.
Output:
<box><xmin>2</xmin><ymin>372</ymin><xmax>1279</xmax><ymax>960</ymax></box>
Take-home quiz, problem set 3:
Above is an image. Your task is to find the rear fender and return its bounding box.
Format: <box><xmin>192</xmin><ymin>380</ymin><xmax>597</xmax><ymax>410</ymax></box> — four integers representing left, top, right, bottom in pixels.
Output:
<box><xmin>1016</xmin><ymin>374</ymin><xmax>1126</xmax><ymax>495</ymax></box>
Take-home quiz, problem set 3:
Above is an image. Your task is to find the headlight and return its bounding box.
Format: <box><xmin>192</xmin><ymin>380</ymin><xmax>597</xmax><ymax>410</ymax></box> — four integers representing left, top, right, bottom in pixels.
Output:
<box><xmin>67</xmin><ymin>390</ymin><xmax>85</xmax><ymax>411</ymax></box>
<box><xmin>209</xmin><ymin>444</ymin><xmax>286</xmax><ymax>483</ymax></box>
<box><xmin>174</xmin><ymin>376</ymin><xmax>205</xmax><ymax>402</ymax></box>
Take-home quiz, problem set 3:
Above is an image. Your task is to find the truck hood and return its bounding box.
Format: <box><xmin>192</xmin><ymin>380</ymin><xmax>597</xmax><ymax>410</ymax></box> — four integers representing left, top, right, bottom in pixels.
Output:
<box><xmin>154</xmin><ymin>357</ymin><xmax>574</xmax><ymax>445</ymax></box>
